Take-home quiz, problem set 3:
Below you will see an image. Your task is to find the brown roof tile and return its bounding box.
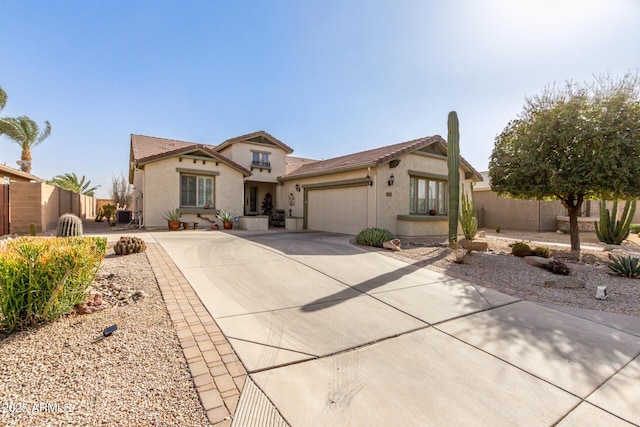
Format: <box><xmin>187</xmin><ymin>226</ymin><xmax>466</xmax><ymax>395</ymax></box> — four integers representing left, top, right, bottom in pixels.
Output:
<box><xmin>283</xmin><ymin>135</ymin><xmax>482</xmax><ymax>181</ymax></box>
<box><xmin>0</xmin><ymin>163</ymin><xmax>42</xmax><ymax>182</ymax></box>
<box><xmin>285</xmin><ymin>156</ymin><xmax>319</xmax><ymax>175</ymax></box>
<box><xmin>216</xmin><ymin>130</ymin><xmax>294</xmax><ymax>154</ymax></box>
<box><xmin>283</xmin><ymin>135</ymin><xmax>440</xmax><ymax>179</ymax></box>
<box><xmin>130</xmin><ymin>134</ymin><xmax>251</xmax><ymax>176</ymax></box>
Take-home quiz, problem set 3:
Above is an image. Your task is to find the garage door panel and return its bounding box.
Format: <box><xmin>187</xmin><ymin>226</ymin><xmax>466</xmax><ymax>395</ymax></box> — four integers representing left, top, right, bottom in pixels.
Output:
<box><xmin>307</xmin><ymin>186</ymin><xmax>367</xmax><ymax>235</ymax></box>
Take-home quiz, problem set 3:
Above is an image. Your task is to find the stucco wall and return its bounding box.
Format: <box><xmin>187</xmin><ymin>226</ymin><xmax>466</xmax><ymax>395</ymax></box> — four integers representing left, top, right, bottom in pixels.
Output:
<box><xmin>10</xmin><ymin>181</ymin><xmax>42</xmax><ymax>233</ymax></box>
<box><xmin>140</xmin><ymin>156</ymin><xmax>245</xmax><ymax>228</ymax></box>
<box><xmin>280</xmin><ymin>152</ymin><xmax>476</xmax><ymax>237</ymax></box>
<box><xmin>376</xmin><ymin>153</ymin><xmax>476</xmax><ymax>236</ymax></box>
<box><xmin>475</xmin><ymin>189</ymin><xmax>566</xmax><ymax>231</ymax></box>
<box><xmin>219</xmin><ymin>142</ymin><xmax>287</xmax><ymax>183</ymax></box>
<box><xmin>9</xmin><ymin>182</ymin><xmax>95</xmax><ymax>234</ymax></box>
<box><xmin>279</xmin><ymin>168</ymin><xmax>376</xmax><ymax>228</ymax></box>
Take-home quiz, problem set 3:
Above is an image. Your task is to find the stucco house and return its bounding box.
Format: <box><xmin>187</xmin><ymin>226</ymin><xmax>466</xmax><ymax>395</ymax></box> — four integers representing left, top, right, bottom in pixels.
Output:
<box><xmin>129</xmin><ymin>131</ymin><xmax>482</xmax><ymax>236</ymax></box>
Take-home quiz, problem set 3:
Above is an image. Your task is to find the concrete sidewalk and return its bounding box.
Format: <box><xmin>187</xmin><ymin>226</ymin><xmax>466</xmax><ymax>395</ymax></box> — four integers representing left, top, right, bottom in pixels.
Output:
<box><xmin>152</xmin><ymin>230</ymin><xmax>640</xmax><ymax>426</ymax></box>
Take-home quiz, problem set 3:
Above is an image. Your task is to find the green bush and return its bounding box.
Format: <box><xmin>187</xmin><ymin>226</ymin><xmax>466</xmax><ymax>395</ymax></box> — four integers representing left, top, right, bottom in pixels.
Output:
<box><xmin>533</xmin><ymin>246</ymin><xmax>550</xmax><ymax>258</ymax></box>
<box><xmin>0</xmin><ymin>237</ymin><xmax>107</xmax><ymax>332</ymax></box>
<box><xmin>511</xmin><ymin>242</ymin><xmax>532</xmax><ymax>257</ymax></box>
<box><xmin>356</xmin><ymin>228</ymin><xmax>394</xmax><ymax>248</ymax></box>
<box><xmin>607</xmin><ymin>254</ymin><xmax>640</xmax><ymax>278</ymax></box>
<box><xmin>630</xmin><ymin>224</ymin><xmax>640</xmax><ymax>234</ymax></box>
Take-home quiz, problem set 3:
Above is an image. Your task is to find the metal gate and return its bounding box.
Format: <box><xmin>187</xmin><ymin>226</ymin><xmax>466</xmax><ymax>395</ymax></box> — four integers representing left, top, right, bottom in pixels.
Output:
<box><xmin>0</xmin><ymin>184</ymin><xmax>8</xmax><ymax>235</ymax></box>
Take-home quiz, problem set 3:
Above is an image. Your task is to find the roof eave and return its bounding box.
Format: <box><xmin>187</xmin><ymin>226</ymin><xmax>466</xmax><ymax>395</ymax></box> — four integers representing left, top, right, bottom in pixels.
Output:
<box><xmin>281</xmin><ymin>162</ymin><xmax>377</xmax><ymax>181</ymax></box>
<box><xmin>136</xmin><ymin>147</ymin><xmax>251</xmax><ymax>177</ymax></box>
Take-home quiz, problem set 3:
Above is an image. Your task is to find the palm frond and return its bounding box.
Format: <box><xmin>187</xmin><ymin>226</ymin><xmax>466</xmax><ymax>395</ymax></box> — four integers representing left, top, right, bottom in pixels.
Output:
<box><xmin>0</xmin><ymin>86</ymin><xmax>6</xmax><ymax>113</ymax></box>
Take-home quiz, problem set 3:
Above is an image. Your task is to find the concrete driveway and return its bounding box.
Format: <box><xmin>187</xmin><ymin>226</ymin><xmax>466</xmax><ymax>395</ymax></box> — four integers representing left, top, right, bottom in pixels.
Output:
<box><xmin>153</xmin><ymin>230</ymin><xmax>640</xmax><ymax>426</ymax></box>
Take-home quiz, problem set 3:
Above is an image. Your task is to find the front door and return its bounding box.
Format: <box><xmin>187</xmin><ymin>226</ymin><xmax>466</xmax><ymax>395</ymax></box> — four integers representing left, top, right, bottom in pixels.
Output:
<box><xmin>249</xmin><ymin>186</ymin><xmax>258</xmax><ymax>214</ymax></box>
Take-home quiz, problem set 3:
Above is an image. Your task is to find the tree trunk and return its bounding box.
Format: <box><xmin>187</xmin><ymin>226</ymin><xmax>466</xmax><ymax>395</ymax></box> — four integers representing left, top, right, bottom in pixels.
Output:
<box><xmin>562</xmin><ymin>194</ymin><xmax>583</xmax><ymax>252</ymax></box>
<box><xmin>20</xmin><ymin>149</ymin><xmax>32</xmax><ymax>173</ymax></box>
<box><xmin>567</xmin><ymin>205</ymin><xmax>581</xmax><ymax>252</ymax></box>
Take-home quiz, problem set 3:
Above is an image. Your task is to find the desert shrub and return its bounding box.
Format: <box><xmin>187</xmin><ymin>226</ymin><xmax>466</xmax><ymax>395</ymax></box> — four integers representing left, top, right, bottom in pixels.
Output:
<box><xmin>607</xmin><ymin>254</ymin><xmax>640</xmax><ymax>278</ymax></box>
<box><xmin>533</xmin><ymin>246</ymin><xmax>550</xmax><ymax>258</ymax></box>
<box><xmin>356</xmin><ymin>228</ymin><xmax>394</xmax><ymax>248</ymax></box>
<box><xmin>495</xmin><ymin>226</ymin><xmax>501</xmax><ymax>233</ymax></box>
<box><xmin>0</xmin><ymin>237</ymin><xmax>107</xmax><ymax>332</ymax></box>
<box><xmin>544</xmin><ymin>260</ymin><xmax>571</xmax><ymax>275</ymax></box>
<box><xmin>511</xmin><ymin>242</ymin><xmax>532</xmax><ymax>257</ymax></box>
<box><xmin>114</xmin><ymin>236</ymin><xmax>147</xmax><ymax>255</ymax></box>
<box><xmin>630</xmin><ymin>224</ymin><xmax>640</xmax><ymax>234</ymax></box>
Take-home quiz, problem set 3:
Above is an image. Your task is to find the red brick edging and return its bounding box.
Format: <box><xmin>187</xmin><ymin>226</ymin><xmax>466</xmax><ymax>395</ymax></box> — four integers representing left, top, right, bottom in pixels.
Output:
<box><xmin>146</xmin><ymin>243</ymin><xmax>247</xmax><ymax>427</ymax></box>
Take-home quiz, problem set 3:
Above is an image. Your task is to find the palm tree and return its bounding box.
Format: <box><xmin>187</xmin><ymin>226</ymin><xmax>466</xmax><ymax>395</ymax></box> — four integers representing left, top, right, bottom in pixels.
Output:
<box><xmin>0</xmin><ymin>115</ymin><xmax>51</xmax><ymax>173</ymax></box>
<box><xmin>0</xmin><ymin>87</ymin><xmax>6</xmax><ymax>113</ymax></box>
<box><xmin>48</xmin><ymin>172</ymin><xmax>99</xmax><ymax>196</ymax></box>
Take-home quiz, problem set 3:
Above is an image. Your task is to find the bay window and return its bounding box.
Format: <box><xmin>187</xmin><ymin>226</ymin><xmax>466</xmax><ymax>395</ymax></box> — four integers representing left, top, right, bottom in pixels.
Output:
<box><xmin>409</xmin><ymin>176</ymin><xmax>447</xmax><ymax>214</ymax></box>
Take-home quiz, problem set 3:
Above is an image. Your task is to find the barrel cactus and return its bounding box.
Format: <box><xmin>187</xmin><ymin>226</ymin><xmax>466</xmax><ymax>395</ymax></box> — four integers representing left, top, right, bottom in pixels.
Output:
<box><xmin>57</xmin><ymin>213</ymin><xmax>83</xmax><ymax>237</ymax></box>
<box><xmin>113</xmin><ymin>236</ymin><xmax>147</xmax><ymax>255</ymax></box>
<box><xmin>447</xmin><ymin>111</ymin><xmax>460</xmax><ymax>246</ymax></box>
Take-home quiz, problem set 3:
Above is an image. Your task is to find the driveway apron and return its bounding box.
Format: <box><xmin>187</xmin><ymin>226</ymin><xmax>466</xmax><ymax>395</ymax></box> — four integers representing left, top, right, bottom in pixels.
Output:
<box><xmin>153</xmin><ymin>230</ymin><xmax>640</xmax><ymax>426</ymax></box>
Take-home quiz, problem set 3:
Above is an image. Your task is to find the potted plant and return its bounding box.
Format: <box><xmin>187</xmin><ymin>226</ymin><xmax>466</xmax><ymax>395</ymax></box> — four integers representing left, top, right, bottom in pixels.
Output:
<box><xmin>164</xmin><ymin>209</ymin><xmax>182</xmax><ymax>231</ymax></box>
<box><xmin>216</xmin><ymin>210</ymin><xmax>235</xmax><ymax>230</ymax></box>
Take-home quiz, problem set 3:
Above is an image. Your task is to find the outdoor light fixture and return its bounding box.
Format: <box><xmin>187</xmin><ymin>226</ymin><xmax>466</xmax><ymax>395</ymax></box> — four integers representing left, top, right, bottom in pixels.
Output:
<box><xmin>295</xmin><ymin>184</ymin><xmax>301</xmax><ymax>192</ymax></box>
<box><xmin>388</xmin><ymin>174</ymin><xmax>395</xmax><ymax>186</ymax></box>
<box><xmin>366</xmin><ymin>175</ymin><xmax>373</xmax><ymax>186</ymax></box>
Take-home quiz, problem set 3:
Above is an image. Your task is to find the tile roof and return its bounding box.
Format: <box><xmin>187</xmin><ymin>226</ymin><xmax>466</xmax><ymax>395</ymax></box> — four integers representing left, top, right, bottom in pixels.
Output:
<box><xmin>130</xmin><ymin>134</ymin><xmax>251</xmax><ymax>176</ymax></box>
<box><xmin>285</xmin><ymin>156</ymin><xmax>319</xmax><ymax>175</ymax></box>
<box><xmin>216</xmin><ymin>130</ymin><xmax>294</xmax><ymax>154</ymax></box>
<box><xmin>0</xmin><ymin>163</ymin><xmax>43</xmax><ymax>182</ymax></box>
<box><xmin>283</xmin><ymin>135</ymin><xmax>448</xmax><ymax>179</ymax></box>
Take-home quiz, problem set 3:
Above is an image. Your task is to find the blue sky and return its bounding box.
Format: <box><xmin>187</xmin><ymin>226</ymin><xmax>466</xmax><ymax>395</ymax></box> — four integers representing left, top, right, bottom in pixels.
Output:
<box><xmin>1</xmin><ymin>0</ymin><xmax>638</xmax><ymax>198</ymax></box>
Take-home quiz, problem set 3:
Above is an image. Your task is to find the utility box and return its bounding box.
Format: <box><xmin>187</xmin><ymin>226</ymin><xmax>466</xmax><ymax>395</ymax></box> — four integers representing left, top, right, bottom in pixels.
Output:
<box><xmin>117</xmin><ymin>210</ymin><xmax>132</xmax><ymax>224</ymax></box>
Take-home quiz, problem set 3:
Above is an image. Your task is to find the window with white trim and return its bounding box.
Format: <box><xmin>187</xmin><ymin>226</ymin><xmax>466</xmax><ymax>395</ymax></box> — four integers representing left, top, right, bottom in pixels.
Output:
<box><xmin>409</xmin><ymin>176</ymin><xmax>447</xmax><ymax>214</ymax></box>
<box><xmin>180</xmin><ymin>174</ymin><xmax>214</xmax><ymax>207</ymax></box>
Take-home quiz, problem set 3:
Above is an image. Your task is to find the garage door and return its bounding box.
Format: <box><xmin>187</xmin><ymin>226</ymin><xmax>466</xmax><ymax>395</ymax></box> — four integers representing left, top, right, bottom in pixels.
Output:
<box><xmin>307</xmin><ymin>185</ymin><xmax>368</xmax><ymax>235</ymax></box>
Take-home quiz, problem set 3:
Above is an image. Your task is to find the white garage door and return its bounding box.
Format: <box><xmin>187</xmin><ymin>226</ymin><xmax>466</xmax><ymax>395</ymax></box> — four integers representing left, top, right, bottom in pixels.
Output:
<box><xmin>307</xmin><ymin>185</ymin><xmax>368</xmax><ymax>235</ymax></box>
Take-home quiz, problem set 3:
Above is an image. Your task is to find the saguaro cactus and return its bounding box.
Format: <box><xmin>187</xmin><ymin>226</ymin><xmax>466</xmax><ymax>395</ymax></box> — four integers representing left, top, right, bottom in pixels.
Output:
<box><xmin>56</xmin><ymin>213</ymin><xmax>83</xmax><ymax>237</ymax></box>
<box><xmin>595</xmin><ymin>199</ymin><xmax>636</xmax><ymax>245</ymax></box>
<box><xmin>460</xmin><ymin>182</ymin><xmax>477</xmax><ymax>240</ymax></box>
<box><xmin>448</xmin><ymin>111</ymin><xmax>460</xmax><ymax>246</ymax></box>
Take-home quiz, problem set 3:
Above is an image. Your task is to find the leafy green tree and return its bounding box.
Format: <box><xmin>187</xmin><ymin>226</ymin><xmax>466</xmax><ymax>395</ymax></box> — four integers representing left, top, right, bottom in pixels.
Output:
<box><xmin>489</xmin><ymin>73</ymin><xmax>640</xmax><ymax>251</ymax></box>
<box><xmin>0</xmin><ymin>115</ymin><xmax>51</xmax><ymax>174</ymax></box>
<box><xmin>48</xmin><ymin>172</ymin><xmax>99</xmax><ymax>196</ymax></box>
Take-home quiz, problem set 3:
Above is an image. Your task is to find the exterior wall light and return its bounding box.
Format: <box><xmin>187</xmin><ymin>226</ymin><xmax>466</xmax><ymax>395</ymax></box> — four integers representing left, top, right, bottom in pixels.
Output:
<box><xmin>295</xmin><ymin>184</ymin><xmax>301</xmax><ymax>192</ymax></box>
<box><xmin>388</xmin><ymin>174</ymin><xmax>395</xmax><ymax>186</ymax></box>
<box><xmin>366</xmin><ymin>175</ymin><xmax>373</xmax><ymax>186</ymax></box>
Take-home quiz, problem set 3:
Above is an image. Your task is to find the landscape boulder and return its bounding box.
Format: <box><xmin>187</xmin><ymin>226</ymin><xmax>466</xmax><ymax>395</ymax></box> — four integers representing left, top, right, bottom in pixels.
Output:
<box><xmin>523</xmin><ymin>256</ymin><xmax>554</xmax><ymax>268</ymax></box>
<box><xmin>383</xmin><ymin>239</ymin><xmax>402</xmax><ymax>251</ymax></box>
<box><xmin>459</xmin><ymin>238</ymin><xmax>488</xmax><ymax>252</ymax></box>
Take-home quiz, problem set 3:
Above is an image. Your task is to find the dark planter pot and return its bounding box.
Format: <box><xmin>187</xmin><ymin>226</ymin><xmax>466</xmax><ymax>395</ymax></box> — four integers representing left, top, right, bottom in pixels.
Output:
<box><xmin>428</xmin><ymin>210</ymin><xmax>437</xmax><ymax>216</ymax></box>
<box><xmin>223</xmin><ymin>221</ymin><xmax>233</xmax><ymax>229</ymax></box>
<box><xmin>168</xmin><ymin>220</ymin><xmax>181</xmax><ymax>231</ymax></box>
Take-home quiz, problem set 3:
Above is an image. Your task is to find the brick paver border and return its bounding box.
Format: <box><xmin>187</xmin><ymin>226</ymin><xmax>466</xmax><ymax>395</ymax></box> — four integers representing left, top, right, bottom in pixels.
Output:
<box><xmin>146</xmin><ymin>242</ymin><xmax>247</xmax><ymax>427</ymax></box>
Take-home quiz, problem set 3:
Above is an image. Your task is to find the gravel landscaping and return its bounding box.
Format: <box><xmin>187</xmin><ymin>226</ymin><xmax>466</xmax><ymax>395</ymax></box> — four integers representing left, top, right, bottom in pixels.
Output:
<box><xmin>0</xmin><ymin>248</ymin><xmax>211</xmax><ymax>426</ymax></box>
<box><xmin>387</xmin><ymin>234</ymin><xmax>640</xmax><ymax>317</ymax></box>
<box><xmin>1</xmin><ymin>223</ymin><xmax>638</xmax><ymax>425</ymax></box>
